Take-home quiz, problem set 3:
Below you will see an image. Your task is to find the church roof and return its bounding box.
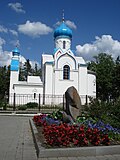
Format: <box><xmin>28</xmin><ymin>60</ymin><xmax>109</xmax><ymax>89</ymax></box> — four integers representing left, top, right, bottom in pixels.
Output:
<box><xmin>12</xmin><ymin>47</ymin><xmax>20</xmax><ymax>56</ymax></box>
<box><xmin>54</xmin><ymin>22</ymin><xmax>72</xmax><ymax>39</ymax></box>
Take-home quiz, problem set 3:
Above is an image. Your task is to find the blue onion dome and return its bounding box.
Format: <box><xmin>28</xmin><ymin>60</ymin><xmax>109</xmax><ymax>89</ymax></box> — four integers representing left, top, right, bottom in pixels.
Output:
<box><xmin>12</xmin><ymin>47</ymin><xmax>20</xmax><ymax>56</ymax></box>
<box><xmin>54</xmin><ymin>22</ymin><xmax>72</xmax><ymax>39</ymax></box>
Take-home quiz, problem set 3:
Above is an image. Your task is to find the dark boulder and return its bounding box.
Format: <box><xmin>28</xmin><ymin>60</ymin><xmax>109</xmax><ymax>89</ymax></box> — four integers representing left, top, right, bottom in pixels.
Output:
<box><xmin>65</xmin><ymin>86</ymin><xmax>81</xmax><ymax>121</ymax></box>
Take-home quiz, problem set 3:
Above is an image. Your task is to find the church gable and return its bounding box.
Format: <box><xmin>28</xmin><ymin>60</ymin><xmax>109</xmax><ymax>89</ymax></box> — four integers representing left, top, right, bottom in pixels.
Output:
<box><xmin>55</xmin><ymin>52</ymin><xmax>77</xmax><ymax>70</ymax></box>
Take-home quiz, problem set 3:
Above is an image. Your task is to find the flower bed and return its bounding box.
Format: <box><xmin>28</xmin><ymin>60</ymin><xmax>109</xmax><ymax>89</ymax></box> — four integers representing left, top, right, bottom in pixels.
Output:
<box><xmin>33</xmin><ymin>111</ymin><xmax>120</xmax><ymax>148</ymax></box>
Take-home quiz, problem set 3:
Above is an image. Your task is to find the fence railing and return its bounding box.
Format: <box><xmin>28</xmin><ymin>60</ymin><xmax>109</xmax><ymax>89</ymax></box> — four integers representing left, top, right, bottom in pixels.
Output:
<box><xmin>7</xmin><ymin>93</ymin><xmax>96</xmax><ymax>111</ymax></box>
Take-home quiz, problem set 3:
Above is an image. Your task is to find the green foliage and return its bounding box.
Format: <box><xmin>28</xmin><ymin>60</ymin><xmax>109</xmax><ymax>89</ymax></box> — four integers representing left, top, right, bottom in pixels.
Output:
<box><xmin>112</xmin><ymin>56</ymin><xmax>120</xmax><ymax>100</ymax></box>
<box><xmin>26</xmin><ymin>102</ymin><xmax>38</xmax><ymax>108</ymax></box>
<box><xmin>19</xmin><ymin>60</ymin><xmax>42</xmax><ymax>81</ymax></box>
<box><xmin>85</xmin><ymin>97</ymin><xmax>120</xmax><ymax>128</ymax></box>
<box><xmin>18</xmin><ymin>105</ymin><xmax>27</xmax><ymax>110</ymax></box>
<box><xmin>0</xmin><ymin>100</ymin><xmax>7</xmax><ymax>110</ymax></box>
<box><xmin>47</xmin><ymin>110</ymin><xmax>63</xmax><ymax>120</ymax></box>
<box><xmin>88</xmin><ymin>53</ymin><xmax>115</xmax><ymax>101</ymax></box>
<box><xmin>0</xmin><ymin>66</ymin><xmax>10</xmax><ymax>100</ymax></box>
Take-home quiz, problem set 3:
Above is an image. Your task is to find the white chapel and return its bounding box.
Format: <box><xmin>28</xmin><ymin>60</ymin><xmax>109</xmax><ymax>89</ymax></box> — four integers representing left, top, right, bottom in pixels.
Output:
<box><xmin>9</xmin><ymin>18</ymin><xmax>96</xmax><ymax>105</ymax></box>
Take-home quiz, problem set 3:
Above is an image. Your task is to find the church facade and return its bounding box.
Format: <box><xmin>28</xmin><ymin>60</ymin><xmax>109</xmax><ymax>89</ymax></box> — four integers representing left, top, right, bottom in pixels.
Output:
<box><xmin>9</xmin><ymin>19</ymin><xmax>96</xmax><ymax>106</ymax></box>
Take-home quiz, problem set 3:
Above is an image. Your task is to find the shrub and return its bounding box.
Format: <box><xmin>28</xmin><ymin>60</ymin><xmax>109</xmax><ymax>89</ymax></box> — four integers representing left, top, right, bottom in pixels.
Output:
<box><xmin>0</xmin><ymin>101</ymin><xmax>7</xmax><ymax>110</ymax></box>
<box><xmin>85</xmin><ymin>97</ymin><xmax>120</xmax><ymax>128</ymax></box>
<box><xmin>26</xmin><ymin>102</ymin><xmax>38</xmax><ymax>108</ymax></box>
<box><xmin>18</xmin><ymin>105</ymin><xmax>27</xmax><ymax>110</ymax></box>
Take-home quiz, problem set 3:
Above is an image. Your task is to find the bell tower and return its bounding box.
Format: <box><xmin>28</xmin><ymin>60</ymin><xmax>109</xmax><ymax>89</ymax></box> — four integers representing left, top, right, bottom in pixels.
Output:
<box><xmin>9</xmin><ymin>47</ymin><xmax>20</xmax><ymax>104</ymax></box>
<box><xmin>54</xmin><ymin>14</ymin><xmax>72</xmax><ymax>52</ymax></box>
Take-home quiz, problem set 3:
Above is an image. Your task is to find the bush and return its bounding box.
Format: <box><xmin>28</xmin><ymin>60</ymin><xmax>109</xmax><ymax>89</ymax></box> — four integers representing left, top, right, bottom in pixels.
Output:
<box><xmin>26</xmin><ymin>102</ymin><xmax>38</xmax><ymax>108</ymax></box>
<box><xmin>85</xmin><ymin>97</ymin><xmax>120</xmax><ymax>128</ymax></box>
<box><xmin>0</xmin><ymin>101</ymin><xmax>7</xmax><ymax>110</ymax></box>
<box><xmin>18</xmin><ymin>105</ymin><xmax>27</xmax><ymax>110</ymax></box>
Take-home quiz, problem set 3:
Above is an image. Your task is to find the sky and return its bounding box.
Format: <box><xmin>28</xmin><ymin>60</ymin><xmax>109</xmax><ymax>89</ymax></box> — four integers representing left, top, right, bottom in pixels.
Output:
<box><xmin>0</xmin><ymin>0</ymin><xmax>120</xmax><ymax>67</ymax></box>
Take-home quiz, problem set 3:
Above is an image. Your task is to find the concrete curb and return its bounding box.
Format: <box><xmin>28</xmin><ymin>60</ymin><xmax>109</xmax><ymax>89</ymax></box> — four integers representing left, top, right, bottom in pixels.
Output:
<box><xmin>29</xmin><ymin>118</ymin><xmax>120</xmax><ymax>158</ymax></box>
<box><xmin>0</xmin><ymin>113</ymin><xmax>35</xmax><ymax>117</ymax></box>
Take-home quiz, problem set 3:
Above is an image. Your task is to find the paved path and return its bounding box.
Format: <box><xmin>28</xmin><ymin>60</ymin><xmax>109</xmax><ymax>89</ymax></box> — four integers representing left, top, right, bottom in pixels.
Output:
<box><xmin>0</xmin><ymin>116</ymin><xmax>37</xmax><ymax>160</ymax></box>
<box><xmin>37</xmin><ymin>155</ymin><xmax>120</xmax><ymax>160</ymax></box>
<box><xmin>0</xmin><ymin>115</ymin><xmax>120</xmax><ymax>160</ymax></box>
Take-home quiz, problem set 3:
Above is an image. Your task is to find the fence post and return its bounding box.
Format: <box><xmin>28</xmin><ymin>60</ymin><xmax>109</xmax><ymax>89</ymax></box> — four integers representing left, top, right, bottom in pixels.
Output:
<box><xmin>13</xmin><ymin>93</ymin><xmax>16</xmax><ymax>111</ymax></box>
<box><xmin>43</xmin><ymin>93</ymin><xmax>45</xmax><ymax>105</ymax></box>
<box><xmin>39</xmin><ymin>94</ymin><xmax>41</xmax><ymax>112</ymax></box>
<box><xmin>85</xmin><ymin>95</ymin><xmax>88</xmax><ymax>105</ymax></box>
<box><xmin>63</xmin><ymin>94</ymin><xmax>65</xmax><ymax>111</ymax></box>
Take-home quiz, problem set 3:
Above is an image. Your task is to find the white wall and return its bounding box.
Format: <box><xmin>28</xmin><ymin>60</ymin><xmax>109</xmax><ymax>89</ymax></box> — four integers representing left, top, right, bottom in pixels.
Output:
<box><xmin>78</xmin><ymin>66</ymin><xmax>87</xmax><ymax>95</ymax></box>
<box><xmin>55</xmin><ymin>37</ymin><xmax>71</xmax><ymax>51</ymax></box>
<box><xmin>45</xmin><ymin>63</ymin><xmax>53</xmax><ymax>95</ymax></box>
<box><xmin>87</xmin><ymin>73</ymin><xmax>96</xmax><ymax>96</ymax></box>
<box><xmin>9</xmin><ymin>84</ymin><xmax>43</xmax><ymax>105</ymax></box>
<box><xmin>56</xmin><ymin>54</ymin><xmax>76</xmax><ymax>69</ymax></box>
<box><xmin>54</xmin><ymin>69</ymin><xmax>78</xmax><ymax>95</ymax></box>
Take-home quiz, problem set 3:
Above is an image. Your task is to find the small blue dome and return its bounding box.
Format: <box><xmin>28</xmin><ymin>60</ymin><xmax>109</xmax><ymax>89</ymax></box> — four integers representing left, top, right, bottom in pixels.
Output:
<box><xmin>12</xmin><ymin>47</ymin><xmax>20</xmax><ymax>56</ymax></box>
<box><xmin>54</xmin><ymin>22</ymin><xmax>72</xmax><ymax>39</ymax></box>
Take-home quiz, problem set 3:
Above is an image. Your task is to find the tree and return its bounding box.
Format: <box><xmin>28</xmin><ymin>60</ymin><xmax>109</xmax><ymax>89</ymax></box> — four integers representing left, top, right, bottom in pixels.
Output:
<box><xmin>23</xmin><ymin>59</ymin><xmax>32</xmax><ymax>80</ymax></box>
<box><xmin>88</xmin><ymin>53</ymin><xmax>115</xmax><ymax>101</ymax></box>
<box><xmin>112</xmin><ymin>56</ymin><xmax>120</xmax><ymax>100</ymax></box>
<box><xmin>0</xmin><ymin>66</ymin><xmax>10</xmax><ymax>100</ymax></box>
<box><xmin>19</xmin><ymin>61</ymin><xmax>42</xmax><ymax>81</ymax></box>
<box><xmin>33</xmin><ymin>63</ymin><xmax>42</xmax><ymax>77</ymax></box>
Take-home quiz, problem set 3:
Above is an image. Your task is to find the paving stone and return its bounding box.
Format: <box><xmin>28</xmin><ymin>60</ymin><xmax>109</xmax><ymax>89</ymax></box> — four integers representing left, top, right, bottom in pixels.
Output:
<box><xmin>48</xmin><ymin>158</ymin><xmax>59</xmax><ymax>160</ymax></box>
<box><xmin>58</xmin><ymin>157</ymin><xmax>69</xmax><ymax>160</ymax></box>
<box><xmin>68</xmin><ymin>157</ymin><xmax>78</xmax><ymax>160</ymax></box>
<box><xmin>96</xmin><ymin>155</ymin><xmax>117</xmax><ymax>160</ymax></box>
<box><xmin>77</xmin><ymin>157</ymin><xmax>89</xmax><ymax>160</ymax></box>
<box><xmin>38</xmin><ymin>158</ymin><xmax>49</xmax><ymax>160</ymax></box>
<box><xmin>104</xmin><ymin>155</ymin><xmax>117</xmax><ymax>160</ymax></box>
<box><xmin>0</xmin><ymin>116</ymin><xmax>37</xmax><ymax>160</ymax></box>
<box><xmin>113</xmin><ymin>155</ymin><xmax>120</xmax><ymax>160</ymax></box>
<box><xmin>86</xmin><ymin>156</ymin><xmax>99</xmax><ymax>160</ymax></box>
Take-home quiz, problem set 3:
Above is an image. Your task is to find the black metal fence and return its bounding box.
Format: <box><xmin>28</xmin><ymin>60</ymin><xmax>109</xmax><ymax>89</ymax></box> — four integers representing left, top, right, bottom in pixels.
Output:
<box><xmin>8</xmin><ymin>93</ymin><xmax>64</xmax><ymax>112</ymax></box>
<box><xmin>7</xmin><ymin>93</ymin><xmax>95</xmax><ymax>112</ymax></box>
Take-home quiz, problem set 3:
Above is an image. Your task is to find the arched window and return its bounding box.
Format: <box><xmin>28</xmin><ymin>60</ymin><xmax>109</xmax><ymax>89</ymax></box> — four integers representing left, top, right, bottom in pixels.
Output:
<box><xmin>63</xmin><ymin>41</ymin><xmax>66</xmax><ymax>49</ymax></box>
<box><xmin>63</xmin><ymin>65</ymin><xmax>70</xmax><ymax>80</ymax></box>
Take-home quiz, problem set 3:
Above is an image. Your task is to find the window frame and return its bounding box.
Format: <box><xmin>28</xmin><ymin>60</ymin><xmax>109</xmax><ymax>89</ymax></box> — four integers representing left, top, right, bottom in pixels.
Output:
<box><xmin>63</xmin><ymin>41</ymin><xmax>66</xmax><ymax>49</ymax></box>
<box><xmin>63</xmin><ymin>65</ymin><xmax>70</xmax><ymax>80</ymax></box>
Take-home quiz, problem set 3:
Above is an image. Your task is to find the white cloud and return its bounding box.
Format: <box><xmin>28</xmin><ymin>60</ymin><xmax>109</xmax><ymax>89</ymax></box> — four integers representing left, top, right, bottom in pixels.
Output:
<box><xmin>0</xmin><ymin>51</ymin><xmax>12</xmax><ymax>66</ymax></box>
<box><xmin>8</xmin><ymin>2</ymin><xmax>25</xmax><ymax>13</ymax></box>
<box><xmin>55</xmin><ymin>20</ymin><xmax>77</xmax><ymax>29</ymax></box>
<box><xmin>18</xmin><ymin>20</ymin><xmax>53</xmax><ymax>37</ymax></box>
<box><xmin>10</xmin><ymin>39</ymin><xmax>20</xmax><ymax>47</ymax></box>
<box><xmin>0</xmin><ymin>25</ymin><xmax>8</xmax><ymax>33</ymax></box>
<box><xmin>19</xmin><ymin>55</ymin><xmax>26</xmax><ymax>65</ymax></box>
<box><xmin>0</xmin><ymin>37</ymin><xmax>12</xmax><ymax>66</ymax></box>
<box><xmin>9</xmin><ymin>29</ymin><xmax>18</xmax><ymax>36</ymax></box>
<box><xmin>66</xmin><ymin>20</ymin><xmax>77</xmax><ymax>29</ymax></box>
<box><xmin>0</xmin><ymin>37</ymin><xmax>39</xmax><ymax>68</ymax></box>
<box><xmin>76</xmin><ymin>35</ymin><xmax>120</xmax><ymax>60</ymax></box>
<box><xmin>0</xmin><ymin>37</ymin><xmax>26</xmax><ymax>66</ymax></box>
<box><xmin>18</xmin><ymin>21</ymin><xmax>53</xmax><ymax>38</ymax></box>
<box><xmin>0</xmin><ymin>37</ymin><xmax>5</xmax><ymax>46</ymax></box>
<box><xmin>0</xmin><ymin>51</ymin><xmax>26</xmax><ymax>67</ymax></box>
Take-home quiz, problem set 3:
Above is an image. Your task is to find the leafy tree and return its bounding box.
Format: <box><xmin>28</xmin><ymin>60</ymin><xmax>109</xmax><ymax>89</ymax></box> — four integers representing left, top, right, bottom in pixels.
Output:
<box><xmin>0</xmin><ymin>66</ymin><xmax>10</xmax><ymax>100</ymax></box>
<box><xmin>33</xmin><ymin>63</ymin><xmax>42</xmax><ymax>77</ymax></box>
<box><xmin>19</xmin><ymin>61</ymin><xmax>42</xmax><ymax>81</ymax></box>
<box><xmin>112</xmin><ymin>56</ymin><xmax>120</xmax><ymax>100</ymax></box>
<box><xmin>88</xmin><ymin>53</ymin><xmax>115</xmax><ymax>101</ymax></box>
<box><xmin>21</xmin><ymin>59</ymin><xmax>32</xmax><ymax>81</ymax></box>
